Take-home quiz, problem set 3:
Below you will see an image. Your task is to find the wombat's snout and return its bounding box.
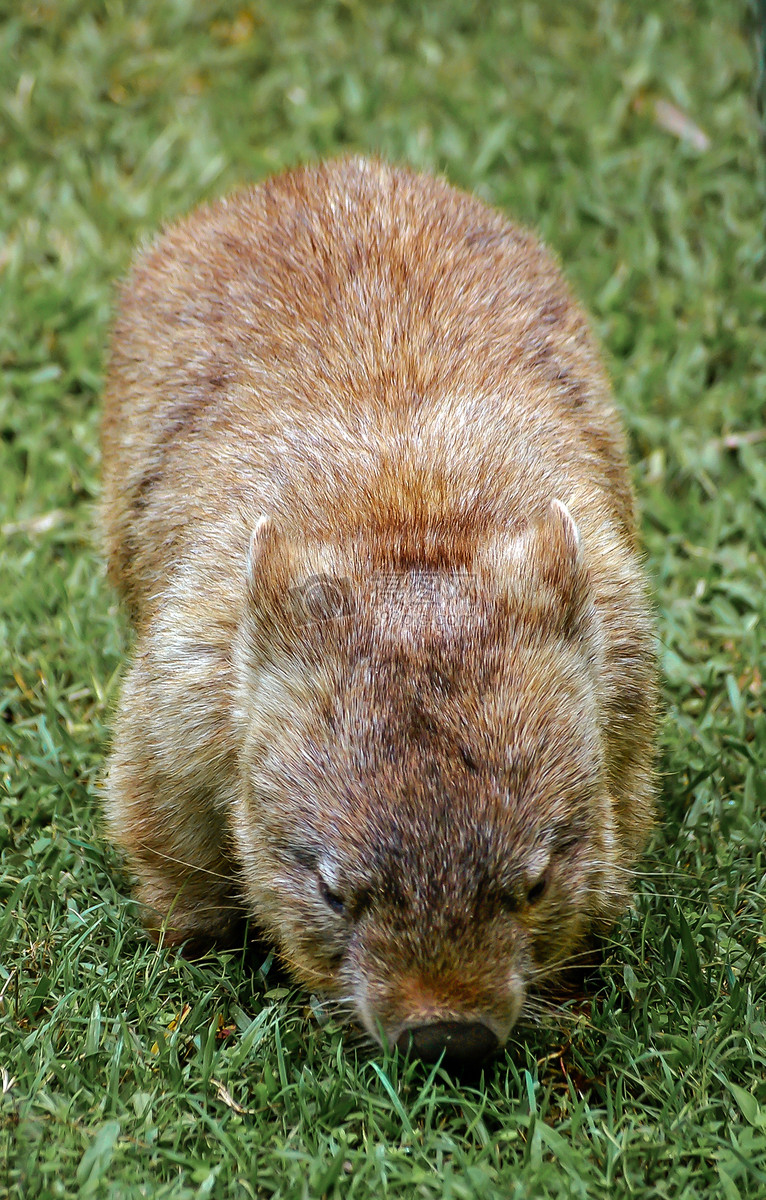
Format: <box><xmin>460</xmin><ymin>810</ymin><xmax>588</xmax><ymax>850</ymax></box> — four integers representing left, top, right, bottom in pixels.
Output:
<box><xmin>396</xmin><ymin>1019</ymin><xmax>500</xmax><ymax>1065</ymax></box>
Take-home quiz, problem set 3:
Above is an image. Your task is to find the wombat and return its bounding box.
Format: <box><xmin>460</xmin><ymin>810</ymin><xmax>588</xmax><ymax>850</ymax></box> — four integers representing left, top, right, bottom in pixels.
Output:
<box><xmin>102</xmin><ymin>157</ymin><xmax>657</xmax><ymax>1064</ymax></box>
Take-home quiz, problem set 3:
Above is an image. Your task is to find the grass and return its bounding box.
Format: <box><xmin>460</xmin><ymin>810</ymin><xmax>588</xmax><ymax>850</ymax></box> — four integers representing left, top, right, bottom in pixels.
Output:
<box><xmin>1</xmin><ymin>0</ymin><xmax>765</xmax><ymax>1196</ymax></box>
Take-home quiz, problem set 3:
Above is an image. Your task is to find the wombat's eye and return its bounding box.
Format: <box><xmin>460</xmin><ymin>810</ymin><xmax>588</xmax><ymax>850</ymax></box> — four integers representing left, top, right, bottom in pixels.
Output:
<box><xmin>497</xmin><ymin>886</ymin><xmax>521</xmax><ymax>914</ymax></box>
<box><xmin>526</xmin><ymin>869</ymin><xmax>550</xmax><ymax>906</ymax></box>
<box><xmin>318</xmin><ymin>877</ymin><xmax>346</xmax><ymax>915</ymax></box>
<box><xmin>459</xmin><ymin>745</ymin><xmax>480</xmax><ymax>773</ymax></box>
<box><xmin>553</xmin><ymin>825</ymin><xmax>585</xmax><ymax>855</ymax></box>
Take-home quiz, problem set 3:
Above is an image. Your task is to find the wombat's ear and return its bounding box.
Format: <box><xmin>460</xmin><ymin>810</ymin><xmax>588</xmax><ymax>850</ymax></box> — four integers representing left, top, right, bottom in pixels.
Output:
<box><xmin>245</xmin><ymin>515</ymin><xmax>292</xmax><ymax>609</ymax></box>
<box><xmin>549</xmin><ymin>498</ymin><xmax>581</xmax><ymax>555</ymax></box>
<box><xmin>246</xmin><ymin>515</ymin><xmax>279</xmax><ymax>584</ymax></box>
<box><xmin>500</xmin><ymin>499</ymin><xmax>591</xmax><ymax>635</ymax></box>
<box><xmin>244</xmin><ymin>518</ymin><xmax>351</xmax><ymax>653</ymax></box>
<box><xmin>242</xmin><ymin>516</ymin><xmax>299</xmax><ymax>656</ymax></box>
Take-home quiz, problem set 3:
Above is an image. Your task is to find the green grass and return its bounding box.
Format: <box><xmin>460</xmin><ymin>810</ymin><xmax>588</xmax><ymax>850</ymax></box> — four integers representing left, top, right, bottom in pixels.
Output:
<box><xmin>2</xmin><ymin>1</ymin><xmax>765</xmax><ymax>1196</ymax></box>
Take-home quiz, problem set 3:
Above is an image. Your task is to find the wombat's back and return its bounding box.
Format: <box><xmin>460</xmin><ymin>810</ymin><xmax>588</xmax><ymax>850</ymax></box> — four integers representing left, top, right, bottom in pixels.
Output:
<box><xmin>102</xmin><ymin>157</ymin><xmax>633</xmax><ymax>628</ymax></box>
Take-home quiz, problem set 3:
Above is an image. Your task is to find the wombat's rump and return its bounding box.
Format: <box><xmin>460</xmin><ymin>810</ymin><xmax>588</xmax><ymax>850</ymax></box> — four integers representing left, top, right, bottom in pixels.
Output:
<box><xmin>102</xmin><ymin>158</ymin><xmax>657</xmax><ymax>1063</ymax></box>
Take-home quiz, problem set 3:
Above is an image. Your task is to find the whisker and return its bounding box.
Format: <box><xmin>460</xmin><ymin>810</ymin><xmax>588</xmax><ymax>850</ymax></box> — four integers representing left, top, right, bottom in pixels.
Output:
<box><xmin>519</xmin><ymin>1002</ymin><xmax>596</xmax><ymax>1033</ymax></box>
<box><xmin>584</xmin><ymin>860</ymin><xmax>688</xmax><ymax>882</ymax></box>
<box><xmin>524</xmin><ymin>945</ymin><xmax>603</xmax><ymax>982</ymax></box>
<box><xmin>132</xmin><ymin>841</ymin><xmax>237</xmax><ymax>882</ymax></box>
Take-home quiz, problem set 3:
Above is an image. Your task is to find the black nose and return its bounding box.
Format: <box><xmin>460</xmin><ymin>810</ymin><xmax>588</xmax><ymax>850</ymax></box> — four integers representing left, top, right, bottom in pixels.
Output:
<box><xmin>396</xmin><ymin>1020</ymin><xmax>499</xmax><ymax>1064</ymax></box>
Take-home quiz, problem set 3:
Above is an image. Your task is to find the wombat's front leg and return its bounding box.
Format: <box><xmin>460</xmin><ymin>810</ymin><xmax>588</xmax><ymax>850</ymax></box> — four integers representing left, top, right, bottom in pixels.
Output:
<box><xmin>104</xmin><ymin>650</ymin><xmax>244</xmax><ymax>950</ymax></box>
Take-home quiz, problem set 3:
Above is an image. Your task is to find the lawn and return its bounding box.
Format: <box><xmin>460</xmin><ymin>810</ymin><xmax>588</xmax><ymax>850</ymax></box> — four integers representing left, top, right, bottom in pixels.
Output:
<box><xmin>1</xmin><ymin>1</ymin><xmax>765</xmax><ymax>1197</ymax></box>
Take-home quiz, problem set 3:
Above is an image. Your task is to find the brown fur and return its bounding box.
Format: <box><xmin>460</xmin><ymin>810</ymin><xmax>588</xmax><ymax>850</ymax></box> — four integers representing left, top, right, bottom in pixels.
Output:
<box><xmin>101</xmin><ymin>157</ymin><xmax>658</xmax><ymax>1050</ymax></box>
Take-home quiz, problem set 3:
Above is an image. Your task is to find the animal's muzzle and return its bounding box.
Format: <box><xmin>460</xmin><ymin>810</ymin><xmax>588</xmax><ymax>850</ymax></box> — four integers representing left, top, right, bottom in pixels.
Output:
<box><xmin>395</xmin><ymin>1019</ymin><xmax>500</xmax><ymax>1065</ymax></box>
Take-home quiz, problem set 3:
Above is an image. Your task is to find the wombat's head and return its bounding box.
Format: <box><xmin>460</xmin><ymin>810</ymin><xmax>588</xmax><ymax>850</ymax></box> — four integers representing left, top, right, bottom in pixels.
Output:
<box><xmin>231</xmin><ymin>503</ymin><xmax>627</xmax><ymax>1063</ymax></box>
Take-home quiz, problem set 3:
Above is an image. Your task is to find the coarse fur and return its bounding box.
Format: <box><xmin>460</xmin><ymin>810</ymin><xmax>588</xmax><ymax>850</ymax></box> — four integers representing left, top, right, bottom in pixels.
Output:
<box><xmin>101</xmin><ymin>157</ymin><xmax>658</xmax><ymax>1052</ymax></box>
